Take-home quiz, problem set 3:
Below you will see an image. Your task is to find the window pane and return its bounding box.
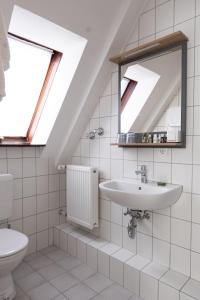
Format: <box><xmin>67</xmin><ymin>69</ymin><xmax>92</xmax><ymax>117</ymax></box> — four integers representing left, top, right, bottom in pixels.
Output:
<box><xmin>0</xmin><ymin>37</ymin><xmax>52</xmax><ymax>137</ymax></box>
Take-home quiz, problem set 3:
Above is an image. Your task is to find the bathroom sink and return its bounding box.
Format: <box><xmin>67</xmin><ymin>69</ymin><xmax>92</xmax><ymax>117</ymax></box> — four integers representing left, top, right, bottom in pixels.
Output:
<box><xmin>99</xmin><ymin>179</ymin><xmax>182</xmax><ymax>210</ymax></box>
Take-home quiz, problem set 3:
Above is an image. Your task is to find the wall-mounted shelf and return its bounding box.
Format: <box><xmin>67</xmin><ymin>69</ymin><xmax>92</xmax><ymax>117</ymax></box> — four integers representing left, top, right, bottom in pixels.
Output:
<box><xmin>110</xmin><ymin>31</ymin><xmax>188</xmax><ymax>65</ymax></box>
<box><xmin>111</xmin><ymin>142</ymin><xmax>183</xmax><ymax>148</ymax></box>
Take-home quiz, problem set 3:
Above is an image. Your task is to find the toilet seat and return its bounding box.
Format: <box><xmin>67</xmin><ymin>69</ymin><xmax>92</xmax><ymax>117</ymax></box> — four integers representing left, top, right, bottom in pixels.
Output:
<box><xmin>0</xmin><ymin>229</ymin><xmax>28</xmax><ymax>258</ymax></box>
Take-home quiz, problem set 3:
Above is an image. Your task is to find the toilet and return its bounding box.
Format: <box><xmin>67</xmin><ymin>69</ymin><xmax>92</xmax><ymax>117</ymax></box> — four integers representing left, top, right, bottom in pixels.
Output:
<box><xmin>0</xmin><ymin>174</ymin><xmax>29</xmax><ymax>300</ymax></box>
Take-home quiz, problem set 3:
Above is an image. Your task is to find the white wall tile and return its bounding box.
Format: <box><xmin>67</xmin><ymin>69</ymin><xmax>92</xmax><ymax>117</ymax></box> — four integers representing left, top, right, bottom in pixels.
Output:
<box><xmin>137</xmin><ymin>233</ymin><xmax>152</xmax><ymax>260</ymax></box>
<box><xmin>23</xmin><ymin>177</ymin><xmax>36</xmax><ymax>197</ymax></box>
<box><xmin>99</xmin><ymin>138</ymin><xmax>110</xmax><ymax>159</ymax></box>
<box><xmin>159</xmin><ymin>282</ymin><xmax>179</xmax><ymax>300</ymax></box>
<box><xmin>110</xmin><ymin>159</ymin><xmax>123</xmax><ymax>179</ymax></box>
<box><xmin>110</xmin><ymin>257</ymin><xmax>123</xmax><ymax>285</ymax></box>
<box><xmin>153</xmin><ymin>238</ymin><xmax>170</xmax><ymax>266</ymax></box>
<box><xmin>36</xmin><ymin>158</ymin><xmax>48</xmax><ymax>176</ymax></box>
<box><xmin>124</xmin><ymin>263</ymin><xmax>140</xmax><ymax>295</ymax></box>
<box><xmin>171</xmin><ymin>245</ymin><xmax>190</xmax><ymax>276</ymax></box>
<box><xmin>192</xmin><ymin>223</ymin><xmax>200</xmax><ymax>253</ymax></box>
<box><xmin>172</xmin><ymin>164</ymin><xmax>192</xmax><ymax>193</ymax></box>
<box><xmin>139</xmin><ymin>10</ymin><xmax>156</xmax><ymax>39</ymax></box>
<box><xmin>191</xmin><ymin>251</ymin><xmax>200</xmax><ymax>281</ymax></box>
<box><xmin>140</xmin><ymin>272</ymin><xmax>158</xmax><ymax>300</ymax></box>
<box><xmin>99</xmin><ymin>219</ymin><xmax>111</xmax><ymax>241</ymax></box>
<box><xmin>100</xmin><ymin>117</ymin><xmax>111</xmax><ymax>137</ymax></box>
<box><xmin>192</xmin><ymin>165</ymin><xmax>200</xmax><ymax>194</ymax></box>
<box><xmin>195</xmin><ymin>46</ymin><xmax>200</xmax><ymax>76</ymax></box>
<box><xmin>123</xmin><ymin>227</ymin><xmax>136</xmax><ymax>253</ymax></box>
<box><xmin>193</xmin><ymin>136</ymin><xmax>200</xmax><ymax>164</ymax></box>
<box><xmin>99</xmin><ymin>96</ymin><xmax>111</xmax><ymax>117</ymax></box>
<box><xmin>154</xmin><ymin>162</ymin><xmax>171</xmax><ymax>183</ymax></box>
<box><xmin>49</xmin><ymin>174</ymin><xmax>59</xmax><ymax>192</ymax></box>
<box><xmin>156</xmin><ymin>0</ymin><xmax>173</xmax><ymax>32</ymax></box>
<box><xmin>23</xmin><ymin>196</ymin><xmax>36</xmax><ymax>217</ymax></box>
<box><xmin>153</xmin><ymin>213</ymin><xmax>170</xmax><ymax>242</ymax></box>
<box><xmin>10</xmin><ymin>199</ymin><xmax>22</xmax><ymax>221</ymax></box>
<box><xmin>194</xmin><ymin>105</ymin><xmax>200</xmax><ymax>135</ymax></box>
<box><xmin>175</xmin><ymin>0</ymin><xmax>195</xmax><ymax>24</ymax></box>
<box><xmin>123</xmin><ymin>160</ymin><xmax>137</xmax><ymax>179</ymax></box>
<box><xmin>23</xmin><ymin>215</ymin><xmax>36</xmax><ymax>236</ymax></box>
<box><xmin>171</xmin><ymin>192</ymin><xmax>191</xmax><ymax>222</ymax></box>
<box><xmin>37</xmin><ymin>230</ymin><xmax>49</xmax><ymax>250</ymax></box>
<box><xmin>180</xmin><ymin>293</ymin><xmax>196</xmax><ymax>300</ymax></box>
<box><xmin>23</xmin><ymin>158</ymin><xmax>36</xmax><ymax>177</ymax></box>
<box><xmin>7</xmin><ymin>147</ymin><xmax>22</xmax><ymax>158</ymax></box>
<box><xmin>194</xmin><ymin>76</ymin><xmax>200</xmax><ymax>106</ymax></box>
<box><xmin>111</xmin><ymin>202</ymin><xmax>122</xmax><ymax>225</ymax></box>
<box><xmin>154</xmin><ymin>148</ymin><xmax>171</xmax><ymax>163</ymax></box>
<box><xmin>187</xmin><ymin>77</ymin><xmax>194</xmax><ymax>107</ymax></box>
<box><xmin>0</xmin><ymin>159</ymin><xmax>7</xmax><ymax>173</ymax></box>
<box><xmin>90</xmin><ymin>139</ymin><xmax>100</xmax><ymax>158</ymax></box>
<box><xmin>99</xmin><ymin>159</ymin><xmax>110</xmax><ymax>179</ymax></box>
<box><xmin>171</xmin><ymin>218</ymin><xmax>191</xmax><ymax>249</ymax></box>
<box><xmin>37</xmin><ymin>212</ymin><xmax>49</xmax><ymax>232</ymax></box>
<box><xmin>187</xmin><ymin>48</ymin><xmax>194</xmax><ymax>78</ymax></box>
<box><xmin>192</xmin><ymin>194</ymin><xmax>200</xmax><ymax>223</ymax></box>
<box><xmin>111</xmin><ymin>223</ymin><xmax>122</xmax><ymax>246</ymax></box>
<box><xmin>36</xmin><ymin>194</ymin><xmax>49</xmax><ymax>213</ymax></box>
<box><xmin>175</xmin><ymin>19</ymin><xmax>195</xmax><ymax>48</ymax></box>
<box><xmin>100</xmin><ymin>199</ymin><xmax>111</xmax><ymax>221</ymax></box>
<box><xmin>110</xmin><ymin>141</ymin><xmax>123</xmax><ymax>160</ymax></box>
<box><xmin>172</xmin><ymin>136</ymin><xmax>193</xmax><ymax>164</ymax></box>
<box><xmin>8</xmin><ymin>159</ymin><xmax>22</xmax><ymax>179</ymax></box>
<box><xmin>87</xmin><ymin>245</ymin><xmax>98</xmax><ymax>271</ymax></box>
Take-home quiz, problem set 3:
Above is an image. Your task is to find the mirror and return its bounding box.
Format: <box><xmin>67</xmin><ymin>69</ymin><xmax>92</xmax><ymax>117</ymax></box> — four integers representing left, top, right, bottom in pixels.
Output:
<box><xmin>117</xmin><ymin>40</ymin><xmax>187</xmax><ymax>147</ymax></box>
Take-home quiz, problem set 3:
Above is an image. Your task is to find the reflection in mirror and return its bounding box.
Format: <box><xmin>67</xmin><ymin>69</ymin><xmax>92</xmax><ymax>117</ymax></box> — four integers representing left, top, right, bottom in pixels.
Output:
<box><xmin>120</xmin><ymin>48</ymin><xmax>182</xmax><ymax>143</ymax></box>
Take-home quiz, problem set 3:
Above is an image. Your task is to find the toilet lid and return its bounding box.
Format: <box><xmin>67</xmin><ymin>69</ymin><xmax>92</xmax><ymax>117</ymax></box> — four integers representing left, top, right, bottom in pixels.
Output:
<box><xmin>0</xmin><ymin>229</ymin><xmax>29</xmax><ymax>258</ymax></box>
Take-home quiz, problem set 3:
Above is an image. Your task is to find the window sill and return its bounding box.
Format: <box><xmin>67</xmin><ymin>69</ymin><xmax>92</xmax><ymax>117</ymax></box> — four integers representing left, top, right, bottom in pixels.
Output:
<box><xmin>0</xmin><ymin>138</ymin><xmax>45</xmax><ymax>146</ymax></box>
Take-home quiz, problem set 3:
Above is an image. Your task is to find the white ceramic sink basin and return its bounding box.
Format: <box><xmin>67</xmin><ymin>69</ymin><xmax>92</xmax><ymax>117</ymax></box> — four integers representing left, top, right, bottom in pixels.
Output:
<box><xmin>99</xmin><ymin>179</ymin><xmax>182</xmax><ymax>210</ymax></box>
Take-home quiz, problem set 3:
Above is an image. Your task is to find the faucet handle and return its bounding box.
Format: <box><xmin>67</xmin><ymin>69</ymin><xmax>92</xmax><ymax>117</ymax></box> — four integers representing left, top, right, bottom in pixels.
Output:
<box><xmin>139</xmin><ymin>165</ymin><xmax>146</xmax><ymax>171</ymax></box>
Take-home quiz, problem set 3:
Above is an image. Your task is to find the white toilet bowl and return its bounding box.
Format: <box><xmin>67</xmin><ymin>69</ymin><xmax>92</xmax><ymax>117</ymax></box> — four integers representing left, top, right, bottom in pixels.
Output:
<box><xmin>0</xmin><ymin>228</ymin><xmax>29</xmax><ymax>300</ymax></box>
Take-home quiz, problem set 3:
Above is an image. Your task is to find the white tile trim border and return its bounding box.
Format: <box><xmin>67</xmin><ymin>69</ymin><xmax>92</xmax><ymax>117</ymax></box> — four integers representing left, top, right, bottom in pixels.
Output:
<box><xmin>53</xmin><ymin>223</ymin><xmax>200</xmax><ymax>300</ymax></box>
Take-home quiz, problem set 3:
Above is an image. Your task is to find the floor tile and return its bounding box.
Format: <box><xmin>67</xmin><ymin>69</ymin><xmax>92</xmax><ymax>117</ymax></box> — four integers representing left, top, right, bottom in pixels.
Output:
<box><xmin>16</xmin><ymin>272</ymin><xmax>45</xmax><ymax>292</ymax></box>
<box><xmin>70</xmin><ymin>264</ymin><xmax>96</xmax><ymax>281</ymax></box>
<box><xmin>40</xmin><ymin>246</ymin><xmax>58</xmax><ymax>255</ymax></box>
<box><xmin>38</xmin><ymin>263</ymin><xmax>66</xmax><ymax>281</ymax></box>
<box><xmin>91</xmin><ymin>295</ymin><xmax>105</xmax><ymax>300</ymax></box>
<box><xmin>50</xmin><ymin>272</ymin><xmax>79</xmax><ymax>292</ymax></box>
<box><xmin>53</xmin><ymin>295</ymin><xmax>69</xmax><ymax>300</ymax></box>
<box><xmin>28</xmin><ymin>282</ymin><xmax>59</xmax><ymax>300</ymax></box>
<box><xmin>100</xmin><ymin>283</ymin><xmax>132</xmax><ymax>300</ymax></box>
<box><xmin>129</xmin><ymin>295</ymin><xmax>143</xmax><ymax>300</ymax></box>
<box><xmin>24</xmin><ymin>251</ymin><xmax>44</xmax><ymax>263</ymax></box>
<box><xmin>13</xmin><ymin>262</ymin><xmax>33</xmax><ymax>280</ymax></box>
<box><xmin>27</xmin><ymin>255</ymin><xmax>53</xmax><ymax>271</ymax></box>
<box><xmin>46</xmin><ymin>249</ymin><xmax>68</xmax><ymax>261</ymax></box>
<box><xmin>64</xmin><ymin>283</ymin><xmax>97</xmax><ymax>300</ymax></box>
<box><xmin>15</xmin><ymin>286</ymin><xmax>30</xmax><ymax>300</ymax></box>
<box><xmin>84</xmin><ymin>273</ymin><xmax>113</xmax><ymax>293</ymax></box>
<box><xmin>57</xmin><ymin>256</ymin><xmax>81</xmax><ymax>271</ymax></box>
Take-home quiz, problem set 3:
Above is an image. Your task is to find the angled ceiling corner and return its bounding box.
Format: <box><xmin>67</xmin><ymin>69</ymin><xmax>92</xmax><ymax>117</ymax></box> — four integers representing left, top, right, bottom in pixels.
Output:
<box><xmin>44</xmin><ymin>0</ymin><xmax>148</xmax><ymax>164</ymax></box>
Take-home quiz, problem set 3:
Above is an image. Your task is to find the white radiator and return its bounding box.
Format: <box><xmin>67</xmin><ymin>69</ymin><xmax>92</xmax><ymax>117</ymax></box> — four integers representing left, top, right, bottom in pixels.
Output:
<box><xmin>66</xmin><ymin>165</ymin><xmax>98</xmax><ymax>230</ymax></box>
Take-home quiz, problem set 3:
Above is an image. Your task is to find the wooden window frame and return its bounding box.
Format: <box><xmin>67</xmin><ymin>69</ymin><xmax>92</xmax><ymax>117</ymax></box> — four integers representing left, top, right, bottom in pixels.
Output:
<box><xmin>0</xmin><ymin>33</ymin><xmax>62</xmax><ymax>146</ymax></box>
<box><xmin>121</xmin><ymin>78</ymin><xmax>137</xmax><ymax>112</ymax></box>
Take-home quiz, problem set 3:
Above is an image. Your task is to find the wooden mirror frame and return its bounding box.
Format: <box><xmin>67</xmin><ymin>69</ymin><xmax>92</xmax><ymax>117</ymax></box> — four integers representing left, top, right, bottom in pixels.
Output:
<box><xmin>110</xmin><ymin>31</ymin><xmax>188</xmax><ymax>148</ymax></box>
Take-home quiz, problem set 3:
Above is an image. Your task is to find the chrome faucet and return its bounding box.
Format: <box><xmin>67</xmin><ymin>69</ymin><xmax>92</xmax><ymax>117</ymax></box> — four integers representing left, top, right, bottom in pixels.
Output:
<box><xmin>135</xmin><ymin>165</ymin><xmax>147</xmax><ymax>183</ymax></box>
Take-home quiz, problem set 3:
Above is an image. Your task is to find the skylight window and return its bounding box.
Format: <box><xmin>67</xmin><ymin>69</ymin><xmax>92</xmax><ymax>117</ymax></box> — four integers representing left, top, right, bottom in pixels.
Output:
<box><xmin>0</xmin><ymin>34</ymin><xmax>61</xmax><ymax>143</ymax></box>
<box><xmin>1</xmin><ymin>5</ymin><xmax>87</xmax><ymax>145</ymax></box>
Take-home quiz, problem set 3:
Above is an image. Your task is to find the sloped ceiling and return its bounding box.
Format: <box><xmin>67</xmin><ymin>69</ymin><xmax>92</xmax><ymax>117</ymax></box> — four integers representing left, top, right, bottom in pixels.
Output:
<box><xmin>0</xmin><ymin>0</ymin><xmax>148</xmax><ymax>164</ymax></box>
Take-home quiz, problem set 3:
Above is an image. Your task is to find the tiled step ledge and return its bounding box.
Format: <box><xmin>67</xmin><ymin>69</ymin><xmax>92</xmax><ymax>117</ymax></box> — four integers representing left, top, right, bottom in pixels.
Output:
<box><xmin>53</xmin><ymin>223</ymin><xmax>200</xmax><ymax>300</ymax></box>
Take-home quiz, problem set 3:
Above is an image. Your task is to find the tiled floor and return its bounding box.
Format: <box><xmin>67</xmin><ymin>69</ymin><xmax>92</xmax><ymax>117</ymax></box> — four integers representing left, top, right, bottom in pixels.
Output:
<box><xmin>13</xmin><ymin>247</ymin><xmax>142</xmax><ymax>300</ymax></box>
